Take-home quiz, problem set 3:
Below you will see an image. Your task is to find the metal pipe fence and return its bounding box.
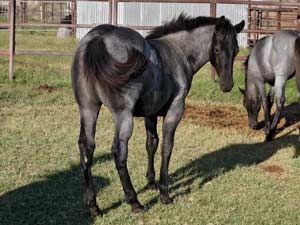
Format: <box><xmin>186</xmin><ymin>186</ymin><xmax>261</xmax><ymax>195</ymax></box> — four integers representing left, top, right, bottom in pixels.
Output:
<box><xmin>1</xmin><ymin>0</ymin><xmax>300</xmax><ymax>80</ymax></box>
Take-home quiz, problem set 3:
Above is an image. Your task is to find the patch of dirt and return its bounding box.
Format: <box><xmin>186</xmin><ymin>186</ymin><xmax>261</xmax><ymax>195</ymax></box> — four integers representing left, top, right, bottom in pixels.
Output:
<box><xmin>261</xmin><ymin>164</ymin><xmax>285</xmax><ymax>177</ymax></box>
<box><xmin>38</xmin><ymin>84</ymin><xmax>57</xmax><ymax>93</ymax></box>
<box><xmin>184</xmin><ymin>102</ymin><xmax>300</xmax><ymax>137</ymax></box>
<box><xmin>184</xmin><ymin>103</ymin><xmax>252</xmax><ymax>131</ymax></box>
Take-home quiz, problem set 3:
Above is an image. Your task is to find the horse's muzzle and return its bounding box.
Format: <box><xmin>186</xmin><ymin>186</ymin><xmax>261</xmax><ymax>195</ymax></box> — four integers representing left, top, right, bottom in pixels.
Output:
<box><xmin>249</xmin><ymin>120</ymin><xmax>259</xmax><ymax>130</ymax></box>
<box><xmin>220</xmin><ymin>82</ymin><xmax>233</xmax><ymax>93</ymax></box>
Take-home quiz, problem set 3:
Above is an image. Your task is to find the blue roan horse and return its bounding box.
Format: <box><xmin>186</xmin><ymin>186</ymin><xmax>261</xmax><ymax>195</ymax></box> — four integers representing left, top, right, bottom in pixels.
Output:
<box><xmin>71</xmin><ymin>14</ymin><xmax>244</xmax><ymax>217</ymax></box>
<box><xmin>240</xmin><ymin>30</ymin><xmax>300</xmax><ymax>141</ymax></box>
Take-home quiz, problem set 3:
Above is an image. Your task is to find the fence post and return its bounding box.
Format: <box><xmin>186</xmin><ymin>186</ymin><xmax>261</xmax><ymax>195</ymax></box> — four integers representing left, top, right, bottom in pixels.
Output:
<box><xmin>210</xmin><ymin>0</ymin><xmax>216</xmax><ymax>81</ymax></box>
<box><xmin>9</xmin><ymin>0</ymin><xmax>16</xmax><ymax>81</ymax></box>
<box><xmin>297</xmin><ymin>7</ymin><xmax>300</xmax><ymax>30</ymax></box>
<box><xmin>247</xmin><ymin>0</ymin><xmax>251</xmax><ymax>47</ymax></box>
<box><xmin>113</xmin><ymin>0</ymin><xmax>118</xmax><ymax>25</ymax></box>
<box><xmin>109</xmin><ymin>0</ymin><xmax>113</xmax><ymax>24</ymax></box>
<box><xmin>70</xmin><ymin>0</ymin><xmax>75</xmax><ymax>36</ymax></box>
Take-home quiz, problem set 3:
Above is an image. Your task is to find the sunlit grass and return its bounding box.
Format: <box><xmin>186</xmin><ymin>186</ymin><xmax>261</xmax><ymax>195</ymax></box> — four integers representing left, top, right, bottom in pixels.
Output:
<box><xmin>1</xmin><ymin>32</ymin><xmax>300</xmax><ymax>225</ymax></box>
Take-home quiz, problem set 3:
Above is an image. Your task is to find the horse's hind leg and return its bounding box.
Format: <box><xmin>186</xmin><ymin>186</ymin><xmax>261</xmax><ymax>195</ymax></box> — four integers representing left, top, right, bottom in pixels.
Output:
<box><xmin>112</xmin><ymin>110</ymin><xmax>144</xmax><ymax>213</ymax></box>
<box><xmin>267</xmin><ymin>86</ymin><xmax>275</xmax><ymax>113</ymax></box>
<box><xmin>269</xmin><ymin>78</ymin><xmax>286</xmax><ymax>139</ymax></box>
<box><xmin>256</xmin><ymin>82</ymin><xmax>272</xmax><ymax>141</ymax></box>
<box><xmin>78</xmin><ymin>105</ymin><xmax>102</xmax><ymax>217</ymax></box>
<box><xmin>144</xmin><ymin>116</ymin><xmax>159</xmax><ymax>190</ymax></box>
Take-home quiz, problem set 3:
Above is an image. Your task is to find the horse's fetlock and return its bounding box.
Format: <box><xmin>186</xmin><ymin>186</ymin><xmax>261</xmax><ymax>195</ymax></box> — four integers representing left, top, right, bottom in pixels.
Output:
<box><xmin>158</xmin><ymin>183</ymin><xmax>168</xmax><ymax>192</ymax></box>
<box><xmin>124</xmin><ymin>191</ymin><xmax>138</xmax><ymax>204</ymax></box>
<box><xmin>146</xmin><ymin>171</ymin><xmax>155</xmax><ymax>180</ymax></box>
<box><xmin>84</xmin><ymin>189</ymin><xmax>97</xmax><ymax>207</ymax></box>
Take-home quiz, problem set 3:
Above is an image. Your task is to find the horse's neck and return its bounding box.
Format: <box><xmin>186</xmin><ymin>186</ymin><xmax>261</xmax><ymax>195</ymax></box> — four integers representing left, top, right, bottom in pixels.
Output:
<box><xmin>247</xmin><ymin>77</ymin><xmax>258</xmax><ymax>99</ymax></box>
<box><xmin>162</xmin><ymin>25</ymin><xmax>215</xmax><ymax>74</ymax></box>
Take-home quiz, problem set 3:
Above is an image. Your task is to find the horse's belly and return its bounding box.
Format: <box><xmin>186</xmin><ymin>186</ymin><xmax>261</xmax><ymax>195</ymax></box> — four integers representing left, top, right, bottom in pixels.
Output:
<box><xmin>133</xmin><ymin>89</ymin><xmax>172</xmax><ymax>117</ymax></box>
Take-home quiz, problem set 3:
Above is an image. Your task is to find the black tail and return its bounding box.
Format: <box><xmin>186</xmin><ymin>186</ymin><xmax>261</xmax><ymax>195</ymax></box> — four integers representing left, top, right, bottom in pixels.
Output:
<box><xmin>294</xmin><ymin>37</ymin><xmax>300</xmax><ymax>100</ymax></box>
<box><xmin>83</xmin><ymin>37</ymin><xmax>148</xmax><ymax>88</ymax></box>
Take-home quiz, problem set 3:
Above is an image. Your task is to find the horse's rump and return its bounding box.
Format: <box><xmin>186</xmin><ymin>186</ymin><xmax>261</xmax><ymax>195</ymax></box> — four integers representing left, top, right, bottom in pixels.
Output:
<box><xmin>83</xmin><ymin>32</ymin><xmax>148</xmax><ymax>88</ymax></box>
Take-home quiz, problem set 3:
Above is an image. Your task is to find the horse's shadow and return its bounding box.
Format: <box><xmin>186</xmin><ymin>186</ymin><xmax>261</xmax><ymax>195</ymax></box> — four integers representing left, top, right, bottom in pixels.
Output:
<box><xmin>256</xmin><ymin>102</ymin><xmax>300</xmax><ymax>132</ymax></box>
<box><xmin>277</xmin><ymin>102</ymin><xmax>300</xmax><ymax>132</ymax></box>
<box><xmin>143</xmin><ymin>134</ymin><xmax>300</xmax><ymax>207</ymax></box>
<box><xmin>0</xmin><ymin>153</ymin><xmax>112</xmax><ymax>225</ymax></box>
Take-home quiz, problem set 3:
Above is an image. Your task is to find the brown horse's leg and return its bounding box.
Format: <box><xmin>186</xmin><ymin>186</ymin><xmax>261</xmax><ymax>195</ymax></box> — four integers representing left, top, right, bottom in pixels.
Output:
<box><xmin>144</xmin><ymin>116</ymin><xmax>159</xmax><ymax>190</ymax></box>
<box><xmin>78</xmin><ymin>105</ymin><xmax>102</xmax><ymax>217</ymax></box>
<box><xmin>112</xmin><ymin>110</ymin><xmax>144</xmax><ymax>213</ymax></box>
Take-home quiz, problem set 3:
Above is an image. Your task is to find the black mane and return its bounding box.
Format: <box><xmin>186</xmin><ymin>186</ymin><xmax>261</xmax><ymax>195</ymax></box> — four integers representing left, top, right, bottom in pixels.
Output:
<box><xmin>146</xmin><ymin>14</ymin><xmax>231</xmax><ymax>40</ymax></box>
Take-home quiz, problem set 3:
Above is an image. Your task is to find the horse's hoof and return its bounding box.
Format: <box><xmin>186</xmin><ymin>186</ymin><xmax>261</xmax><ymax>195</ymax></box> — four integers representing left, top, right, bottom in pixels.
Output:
<box><xmin>146</xmin><ymin>182</ymin><xmax>158</xmax><ymax>191</ymax></box>
<box><xmin>265</xmin><ymin>129</ymin><xmax>276</xmax><ymax>142</ymax></box>
<box><xmin>131</xmin><ymin>202</ymin><xmax>146</xmax><ymax>213</ymax></box>
<box><xmin>264</xmin><ymin>134</ymin><xmax>273</xmax><ymax>142</ymax></box>
<box><xmin>89</xmin><ymin>206</ymin><xmax>103</xmax><ymax>218</ymax></box>
<box><xmin>160</xmin><ymin>195</ymin><xmax>173</xmax><ymax>205</ymax></box>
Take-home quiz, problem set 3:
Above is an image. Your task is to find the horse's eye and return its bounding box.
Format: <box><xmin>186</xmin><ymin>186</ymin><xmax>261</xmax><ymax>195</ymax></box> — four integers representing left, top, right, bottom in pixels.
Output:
<box><xmin>214</xmin><ymin>47</ymin><xmax>221</xmax><ymax>54</ymax></box>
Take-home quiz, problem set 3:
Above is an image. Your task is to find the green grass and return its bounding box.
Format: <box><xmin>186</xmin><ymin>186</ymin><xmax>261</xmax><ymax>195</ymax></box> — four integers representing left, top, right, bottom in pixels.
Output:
<box><xmin>1</xmin><ymin>33</ymin><xmax>300</xmax><ymax>225</ymax></box>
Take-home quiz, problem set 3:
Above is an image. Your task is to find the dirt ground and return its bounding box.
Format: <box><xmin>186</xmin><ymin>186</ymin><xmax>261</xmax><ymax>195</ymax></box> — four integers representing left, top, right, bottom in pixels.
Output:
<box><xmin>183</xmin><ymin>102</ymin><xmax>300</xmax><ymax>137</ymax></box>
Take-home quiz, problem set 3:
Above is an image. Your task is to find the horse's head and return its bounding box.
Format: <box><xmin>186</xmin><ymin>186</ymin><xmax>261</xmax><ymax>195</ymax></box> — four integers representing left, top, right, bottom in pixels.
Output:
<box><xmin>210</xmin><ymin>17</ymin><xmax>245</xmax><ymax>92</ymax></box>
<box><xmin>239</xmin><ymin>87</ymin><xmax>261</xmax><ymax>129</ymax></box>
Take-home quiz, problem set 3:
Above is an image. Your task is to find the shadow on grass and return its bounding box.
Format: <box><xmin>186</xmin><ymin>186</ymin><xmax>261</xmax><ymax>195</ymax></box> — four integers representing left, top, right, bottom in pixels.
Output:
<box><xmin>0</xmin><ymin>153</ymin><xmax>112</xmax><ymax>225</ymax></box>
<box><xmin>170</xmin><ymin>134</ymin><xmax>300</xmax><ymax>195</ymax></box>
<box><xmin>276</xmin><ymin>102</ymin><xmax>300</xmax><ymax>133</ymax></box>
<box><xmin>256</xmin><ymin>102</ymin><xmax>300</xmax><ymax>131</ymax></box>
<box><xmin>2</xmin><ymin>135</ymin><xmax>300</xmax><ymax>222</ymax></box>
<box><xmin>142</xmin><ymin>135</ymin><xmax>300</xmax><ymax>208</ymax></box>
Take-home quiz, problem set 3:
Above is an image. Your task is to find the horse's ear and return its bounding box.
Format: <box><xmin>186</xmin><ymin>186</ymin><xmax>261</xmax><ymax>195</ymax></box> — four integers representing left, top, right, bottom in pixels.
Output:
<box><xmin>217</xmin><ymin>16</ymin><xmax>225</xmax><ymax>25</ymax></box>
<box><xmin>239</xmin><ymin>87</ymin><xmax>246</xmax><ymax>95</ymax></box>
<box><xmin>234</xmin><ymin>20</ymin><xmax>245</xmax><ymax>33</ymax></box>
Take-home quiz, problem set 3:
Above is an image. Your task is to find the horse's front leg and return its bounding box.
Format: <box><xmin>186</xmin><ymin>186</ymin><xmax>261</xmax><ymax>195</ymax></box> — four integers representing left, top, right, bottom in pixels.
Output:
<box><xmin>78</xmin><ymin>105</ymin><xmax>102</xmax><ymax>217</ymax></box>
<box><xmin>112</xmin><ymin>111</ymin><xmax>144</xmax><ymax>213</ymax></box>
<box><xmin>144</xmin><ymin>116</ymin><xmax>159</xmax><ymax>190</ymax></box>
<box><xmin>269</xmin><ymin>80</ymin><xmax>286</xmax><ymax>139</ymax></box>
<box><xmin>159</xmin><ymin>97</ymin><xmax>185</xmax><ymax>204</ymax></box>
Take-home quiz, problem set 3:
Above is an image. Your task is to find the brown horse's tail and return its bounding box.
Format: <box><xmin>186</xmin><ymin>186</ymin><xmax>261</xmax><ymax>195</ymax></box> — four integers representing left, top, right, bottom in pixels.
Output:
<box><xmin>83</xmin><ymin>36</ymin><xmax>148</xmax><ymax>88</ymax></box>
<box><xmin>294</xmin><ymin>37</ymin><xmax>300</xmax><ymax>101</ymax></box>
